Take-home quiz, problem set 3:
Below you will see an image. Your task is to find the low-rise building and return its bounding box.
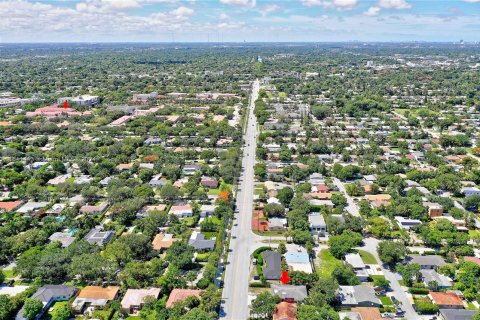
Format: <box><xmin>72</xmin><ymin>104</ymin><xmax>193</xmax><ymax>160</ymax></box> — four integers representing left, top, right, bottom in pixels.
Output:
<box><xmin>337</xmin><ymin>285</ymin><xmax>382</xmax><ymax>308</ymax></box>
<box><xmin>121</xmin><ymin>288</ymin><xmax>161</xmax><ymax>314</ymax></box>
<box><xmin>263</xmin><ymin>251</ymin><xmax>281</xmax><ymax>280</ymax></box>
<box><xmin>166</xmin><ymin>289</ymin><xmax>203</xmax><ymax>308</ymax></box>
<box><xmin>72</xmin><ymin>286</ymin><xmax>119</xmax><ymax>312</ymax></box>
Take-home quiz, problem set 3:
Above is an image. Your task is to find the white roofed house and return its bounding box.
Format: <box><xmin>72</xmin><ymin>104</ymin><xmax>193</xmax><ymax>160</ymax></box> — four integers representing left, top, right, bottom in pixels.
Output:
<box><xmin>344</xmin><ymin>253</ymin><xmax>369</xmax><ymax>282</ymax></box>
<box><xmin>200</xmin><ymin>204</ymin><xmax>216</xmax><ymax>218</ymax></box>
<box><xmin>121</xmin><ymin>288</ymin><xmax>161</xmax><ymax>314</ymax></box>
<box><xmin>308</xmin><ymin>213</ymin><xmax>326</xmax><ymax>237</ymax></box>
<box><xmin>170</xmin><ymin>204</ymin><xmax>193</xmax><ymax>218</ymax></box>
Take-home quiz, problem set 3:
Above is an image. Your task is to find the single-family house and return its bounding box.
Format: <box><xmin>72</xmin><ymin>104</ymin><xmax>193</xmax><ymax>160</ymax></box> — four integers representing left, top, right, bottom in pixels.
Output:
<box><xmin>263</xmin><ymin>251</ymin><xmax>281</xmax><ymax>280</ymax></box>
<box><xmin>79</xmin><ymin>202</ymin><xmax>108</xmax><ymax>215</ymax></box>
<box><xmin>424</xmin><ymin>202</ymin><xmax>443</xmax><ymax>218</ymax></box>
<box><xmin>272</xmin><ymin>302</ymin><xmax>297</xmax><ymax>320</ymax></box>
<box><xmin>429</xmin><ymin>292</ymin><xmax>464</xmax><ymax>309</ymax></box>
<box><xmin>201</xmin><ymin>176</ymin><xmax>219</xmax><ymax>188</ymax></box>
<box><xmin>395</xmin><ymin>216</ymin><xmax>422</xmax><ymax>230</ymax></box>
<box><xmin>121</xmin><ymin>288</ymin><xmax>161</xmax><ymax>314</ymax></box>
<box><xmin>182</xmin><ymin>164</ymin><xmax>201</xmax><ymax>175</ymax></box>
<box><xmin>0</xmin><ymin>201</ymin><xmax>23</xmax><ymax>213</ymax></box>
<box><xmin>72</xmin><ymin>286</ymin><xmax>120</xmax><ymax>312</ymax></box>
<box><xmin>152</xmin><ymin>233</ymin><xmax>177</xmax><ymax>252</ymax></box>
<box><xmin>84</xmin><ymin>227</ymin><xmax>114</xmax><ymax>246</ymax></box>
<box><xmin>200</xmin><ymin>204</ymin><xmax>216</xmax><ymax>218</ymax></box>
<box><xmin>345</xmin><ymin>253</ymin><xmax>369</xmax><ymax>282</ymax></box>
<box><xmin>421</xmin><ymin>269</ymin><xmax>452</xmax><ymax>289</ymax></box>
<box><xmin>407</xmin><ymin>255</ymin><xmax>446</xmax><ymax>270</ymax></box>
<box><xmin>308</xmin><ymin>213</ymin><xmax>326</xmax><ymax>237</ymax></box>
<box><xmin>170</xmin><ymin>204</ymin><xmax>193</xmax><ymax>218</ymax></box>
<box><xmin>49</xmin><ymin>232</ymin><xmax>75</xmax><ymax>248</ymax></box>
<box><xmin>439</xmin><ymin>309</ymin><xmax>476</xmax><ymax>320</ymax></box>
<box><xmin>16</xmin><ymin>285</ymin><xmax>76</xmax><ymax>320</ymax></box>
<box><xmin>269</xmin><ymin>217</ymin><xmax>287</xmax><ymax>231</ymax></box>
<box><xmin>149</xmin><ymin>174</ymin><xmax>168</xmax><ymax>187</ymax></box>
<box><xmin>188</xmin><ymin>231</ymin><xmax>215</xmax><ymax>252</ymax></box>
<box><xmin>284</xmin><ymin>251</ymin><xmax>312</xmax><ymax>273</ymax></box>
<box><xmin>166</xmin><ymin>289</ymin><xmax>203</xmax><ymax>308</ymax></box>
<box><xmin>271</xmin><ymin>284</ymin><xmax>308</xmax><ymax>303</ymax></box>
<box><xmin>462</xmin><ymin>187</ymin><xmax>480</xmax><ymax>198</ymax></box>
<box><xmin>338</xmin><ymin>285</ymin><xmax>382</xmax><ymax>308</ymax></box>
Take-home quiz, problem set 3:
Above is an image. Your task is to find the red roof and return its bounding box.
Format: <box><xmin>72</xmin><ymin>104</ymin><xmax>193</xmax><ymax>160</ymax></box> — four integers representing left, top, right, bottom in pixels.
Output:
<box><xmin>0</xmin><ymin>201</ymin><xmax>23</xmax><ymax>212</ymax></box>
<box><xmin>463</xmin><ymin>256</ymin><xmax>480</xmax><ymax>266</ymax></box>
<box><xmin>166</xmin><ymin>289</ymin><xmax>202</xmax><ymax>308</ymax></box>
<box><xmin>430</xmin><ymin>292</ymin><xmax>464</xmax><ymax>306</ymax></box>
<box><xmin>273</xmin><ymin>302</ymin><xmax>297</xmax><ymax>320</ymax></box>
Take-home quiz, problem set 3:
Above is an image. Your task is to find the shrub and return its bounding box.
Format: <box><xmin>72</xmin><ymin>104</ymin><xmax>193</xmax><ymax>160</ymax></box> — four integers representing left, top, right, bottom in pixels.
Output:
<box><xmin>196</xmin><ymin>278</ymin><xmax>211</xmax><ymax>289</ymax></box>
<box><xmin>416</xmin><ymin>301</ymin><xmax>439</xmax><ymax>314</ymax></box>
<box><xmin>409</xmin><ymin>288</ymin><xmax>430</xmax><ymax>294</ymax></box>
<box><xmin>249</xmin><ymin>282</ymin><xmax>270</xmax><ymax>288</ymax></box>
<box><xmin>252</xmin><ymin>246</ymin><xmax>271</xmax><ymax>259</ymax></box>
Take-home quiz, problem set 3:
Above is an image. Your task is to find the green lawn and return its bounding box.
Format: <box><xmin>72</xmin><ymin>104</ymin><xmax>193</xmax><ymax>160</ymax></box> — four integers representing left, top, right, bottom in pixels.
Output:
<box><xmin>2</xmin><ymin>269</ymin><xmax>15</xmax><ymax>279</ymax></box>
<box><xmin>317</xmin><ymin>249</ymin><xmax>342</xmax><ymax>279</ymax></box>
<box><xmin>253</xmin><ymin>230</ymin><xmax>286</xmax><ymax>237</ymax></box>
<box><xmin>466</xmin><ymin>302</ymin><xmax>477</xmax><ymax>310</ymax></box>
<box><xmin>202</xmin><ymin>231</ymin><xmax>217</xmax><ymax>239</ymax></box>
<box><xmin>358</xmin><ymin>250</ymin><xmax>378</xmax><ymax>264</ymax></box>
<box><xmin>46</xmin><ymin>301</ymin><xmax>69</xmax><ymax>319</ymax></box>
<box><xmin>379</xmin><ymin>295</ymin><xmax>393</xmax><ymax>306</ymax></box>
<box><xmin>208</xmin><ymin>188</ymin><xmax>221</xmax><ymax>195</ymax></box>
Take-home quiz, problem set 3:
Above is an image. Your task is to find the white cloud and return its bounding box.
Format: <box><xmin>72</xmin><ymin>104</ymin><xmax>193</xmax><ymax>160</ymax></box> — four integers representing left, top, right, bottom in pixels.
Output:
<box><xmin>463</xmin><ymin>0</ymin><xmax>480</xmax><ymax>2</ymax></box>
<box><xmin>259</xmin><ymin>4</ymin><xmax>280</xmax><ymax>16</ymax></box>
<box><xmin>170</xmin><ymin>6</ymin><xmax>194</xmax><ymax>16</ymax></box>
<box><xmin>76</xmin><ymin>0</ymin><xmax>141</xmax><ymax>12</ymax></box>
<box><xmin>377</xmin><ymin>0</ymin><xmax>412</xmax><ymax>9</ymax></box>
<box><xmin>365</xmin><ymin>6</ymin><xmax>380</xmax><ymax>16</ymax></box>
<box><xmin>219</xmin><ymin>12</ymin><xmax>230</xmax><ymax>20</ymax></box>
<box><xmin>300</xmin><ymin>0</ymin><xmax>358</xmax><ymax>11</ymax></box>
<box><xmin>219</xmin><ymin>0</ymin><xmax>256</xmax><ymax>8</ymax></box>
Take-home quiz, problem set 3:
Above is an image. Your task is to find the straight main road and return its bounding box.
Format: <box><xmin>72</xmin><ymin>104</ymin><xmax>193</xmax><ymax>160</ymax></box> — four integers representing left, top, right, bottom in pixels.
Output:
<box><xmin>219</xmin><ymin>79</ymin><xmax>260</xmax><ymax>320</ymax></box>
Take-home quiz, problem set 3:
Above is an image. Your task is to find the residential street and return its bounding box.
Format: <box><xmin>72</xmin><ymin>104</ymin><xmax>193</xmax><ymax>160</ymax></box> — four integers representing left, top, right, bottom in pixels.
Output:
<box><xmin>332</xmin><ymin>177</ymin><xmax>360</xmax><ymax>217</ymax></box>
<box><xmin>361</xmin><ymin>238</ymin><xmax>420</xmax><ymax>320</ymax></box>
<box><xmin>219</xmin><ymin>80</ymin><xmax>259</xmax><ymax>320</ymax></box>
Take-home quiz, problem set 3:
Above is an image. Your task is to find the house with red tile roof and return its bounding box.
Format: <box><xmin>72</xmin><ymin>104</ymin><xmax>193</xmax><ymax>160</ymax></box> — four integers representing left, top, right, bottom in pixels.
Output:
<box><xmin>0</xmin><ymin>201</ymin><xmax>23</xmax><ymax>213</ymax></box>
<box><xmin>429</xmin><ymin>292</ymin><xmax>464</xmax><ymax>309</ymax></box>
<box><xmin>166</xmin><ymin>289</ymin><xmax>203</xmax><ymax>308</ymax></box>
<box><xmin>273</xmin><ymin>302</ymin><xmax>297</xmax><ymax>320</ymax></box>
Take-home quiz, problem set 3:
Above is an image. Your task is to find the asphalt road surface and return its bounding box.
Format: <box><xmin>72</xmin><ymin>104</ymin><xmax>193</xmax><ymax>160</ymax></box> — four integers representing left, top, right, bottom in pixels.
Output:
<box><xmin>219</xmin><ymin>79</ymin><xmax>259</xmax><ymax>320</ymax></box>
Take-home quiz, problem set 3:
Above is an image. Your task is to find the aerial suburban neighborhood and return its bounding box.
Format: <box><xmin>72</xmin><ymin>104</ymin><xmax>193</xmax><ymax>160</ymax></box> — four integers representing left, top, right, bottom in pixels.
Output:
<box><xmin>1</xmin><ymin>41</ymin><xmax>480</xmax><ymax>320</ymax></box>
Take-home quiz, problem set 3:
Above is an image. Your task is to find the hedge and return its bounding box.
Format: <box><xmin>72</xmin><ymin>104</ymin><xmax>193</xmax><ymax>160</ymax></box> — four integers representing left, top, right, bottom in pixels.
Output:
<box><xmin>409</xmin><ymin>288</ymin><xmax>430</xmax><ymax>294</ymax></box>
<box><xmin>249</xmin><ymin>282</ymin><xmax>270</xmax><ymax>288</ymax></box>
<box><xmin>252</xmin><ymin>246</ymin><xmax>271</xmax><ymax>259</ymax></box>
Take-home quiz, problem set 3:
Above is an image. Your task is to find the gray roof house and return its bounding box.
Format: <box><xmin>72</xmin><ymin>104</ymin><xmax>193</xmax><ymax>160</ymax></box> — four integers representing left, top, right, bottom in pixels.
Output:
<box><xmin>407</xmin><ymin>255</ymin><xmax>447</xmax><ymax>270</ymax></box>
<box><xmin>421</xmin><ymin>269</ymin><xmax>452</xmax><ymax>289</ymax></box>
<box><xmin>337</xmin><ymin>285</ymin><xmax>382</xmax><ymax>308</ymax></box>
<box><xmin>271</xmin><ymin>284</ymin><xmax>308</xmax><ymax>302</ymax></box>
<box><xmin>84</xmin><ymin>227</ymin><xmax>115</xmax><ymax>246</ymax></box>
<box><xmin>49</xmin><ymin>232</ymin><xmax>76</xmax><ymax>248</ymax></box>
<box><xmin>149</xmin><ymin>174</ymin><xmax>168</xmax><ymax>187</ymax></box>
<box><xmin>262</xmin><ymin>251</ymin><xmax>281</xmax><ymax>280</ymax></box>
<box><xmin>188</xmin><ymin>231</ymin><xmax>215</xmax><ymax>252</ymax></box>
<box><xmin>439</xmin><ymin>309</ymin><xmax>476</xmax><ymax>320</ymax></box>
<box><xmin>16</xmin><ymin>285</ymin><xmax>76</xmax><ymax>320</ymax></box>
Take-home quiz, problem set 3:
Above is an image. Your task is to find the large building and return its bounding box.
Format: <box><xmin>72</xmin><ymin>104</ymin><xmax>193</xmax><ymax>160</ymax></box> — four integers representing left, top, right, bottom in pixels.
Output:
<box><xmin>57</xmin><ymin>94</ymin><xmax>100</xmax><ymax>107</ymax></box>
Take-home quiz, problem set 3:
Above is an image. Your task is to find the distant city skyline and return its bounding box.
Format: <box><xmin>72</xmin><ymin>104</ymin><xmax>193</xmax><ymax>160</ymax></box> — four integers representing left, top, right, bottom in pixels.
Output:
<box><xmin>1</xmin><ymin>0</ymin><xmax>479</xmax><ymax>43</ymax></box>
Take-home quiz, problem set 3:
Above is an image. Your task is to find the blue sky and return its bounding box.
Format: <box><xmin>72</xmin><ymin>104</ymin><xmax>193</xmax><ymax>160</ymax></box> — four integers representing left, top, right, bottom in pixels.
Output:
<box><xmin>0</xmin><ymin>0</ymin><xmax>479</xmax><ymax>42</ymax></box>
